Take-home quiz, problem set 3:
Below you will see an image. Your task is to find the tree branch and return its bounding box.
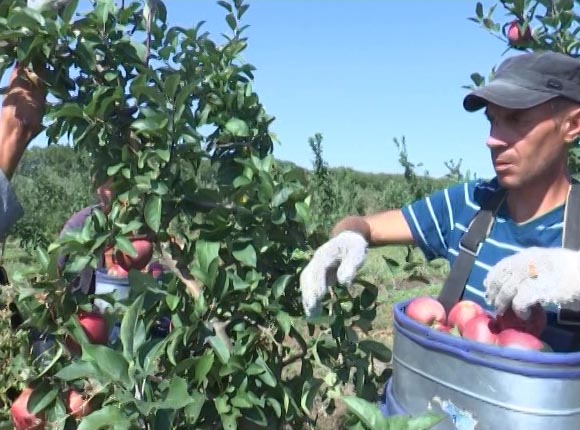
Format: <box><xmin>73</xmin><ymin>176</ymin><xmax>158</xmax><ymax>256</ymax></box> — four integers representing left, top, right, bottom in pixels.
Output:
<box><xmin>159</xmin><ymin>247</ymin><xmax>202</xmax><ymax>300</ymax></box>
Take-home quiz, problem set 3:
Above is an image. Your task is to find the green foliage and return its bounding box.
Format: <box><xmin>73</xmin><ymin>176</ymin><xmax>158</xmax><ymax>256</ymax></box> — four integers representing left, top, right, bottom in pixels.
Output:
<box><xmin>308</xmin><ymin>133</ymin><xmax>340</xmax><ymax>233</ymax></box>
<box><xmin>468</xmin><ymin>0</ymin><xmax>580</xmax><ymax>177</ymax></box>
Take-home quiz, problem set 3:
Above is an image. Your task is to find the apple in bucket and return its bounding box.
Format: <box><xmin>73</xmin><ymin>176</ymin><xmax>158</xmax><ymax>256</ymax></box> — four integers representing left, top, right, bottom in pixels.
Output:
<box><xmin>462</xmin><ymin>314</ymin><xmax>499</xmax><ymax>345</ymax></box>
<box><xmin>495</xmin><ymin>304</ymin><xmax>547</xmax><ymax>338</ymax></box>
<box><xmin>447</xmin><ymin>300</ymin><xmax>485</xmax><ymax>334</ymax></box>
<box><xmin>496</xmin><ymin>328</ymin><xmax>545</xmax><ymax>351</ymax></box>
<box><xmin>405</xmin><ymin>297</ymin><xmax>446</xmax><ymax>326</ymax></box>
<box><xmin>115</xmin><ymin>236</ymin><xmax>153</xmax><ymax>271</ymax></box>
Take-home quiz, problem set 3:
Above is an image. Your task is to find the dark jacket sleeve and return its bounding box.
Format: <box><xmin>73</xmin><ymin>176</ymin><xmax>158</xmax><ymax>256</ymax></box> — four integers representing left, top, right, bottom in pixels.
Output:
<box><xmin>0</xmin><ymin>169</ymin><xmax>23</xmax><ymax>241</ymax></box>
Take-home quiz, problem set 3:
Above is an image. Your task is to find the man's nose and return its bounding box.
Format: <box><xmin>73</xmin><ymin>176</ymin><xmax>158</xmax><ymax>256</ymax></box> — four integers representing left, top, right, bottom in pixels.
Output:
<box><xmin>486</xmin><ymin>127</ymin><xmax>511</xmax><ymax>149</ymax></box>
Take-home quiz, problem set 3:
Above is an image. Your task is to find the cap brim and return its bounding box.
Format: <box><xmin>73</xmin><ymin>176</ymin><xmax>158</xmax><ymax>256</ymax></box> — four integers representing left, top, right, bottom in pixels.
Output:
<box><xmin>463</xmin><ymin>79</ymin><xmax>558</xmax><ymax>112</ymax></box>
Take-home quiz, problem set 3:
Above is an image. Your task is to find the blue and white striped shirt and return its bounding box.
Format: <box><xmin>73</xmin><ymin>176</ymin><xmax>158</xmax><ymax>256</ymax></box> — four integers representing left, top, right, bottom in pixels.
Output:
<box><xmin>401</xmin><ymin>177</ymin><xmax>564</xmax><ymax>310</ymax></box>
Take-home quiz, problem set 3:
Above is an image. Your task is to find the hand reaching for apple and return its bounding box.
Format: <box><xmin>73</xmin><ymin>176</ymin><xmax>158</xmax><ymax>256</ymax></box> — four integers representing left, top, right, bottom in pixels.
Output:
<box><xmin>484</xmin><ymin>247</ymin><xmax>580</xmax><ymax>320</ymax></box>
<box><xmin>299</xmin><ymin>231</ymin><xmax>368</xmax><ymax>318</ymax></box>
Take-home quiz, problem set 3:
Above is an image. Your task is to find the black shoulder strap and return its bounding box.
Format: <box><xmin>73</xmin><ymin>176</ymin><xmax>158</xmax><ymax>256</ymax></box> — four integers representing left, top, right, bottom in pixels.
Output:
<box><xmin>563</xmin><ymin>181</ymin><xmax>580</xmax><ymax>251</ymax></box>
<box><xmin>438</xmin><ymin>188</ymin><xmax>506</xmax><ymax>313</ymax></box>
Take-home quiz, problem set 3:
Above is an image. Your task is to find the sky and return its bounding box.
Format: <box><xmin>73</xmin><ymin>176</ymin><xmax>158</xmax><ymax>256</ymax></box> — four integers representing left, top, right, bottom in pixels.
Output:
<box><xmin>6</xmin><ymin>0</ymin><xmax>515</xmax><ymax>179</ymax></box>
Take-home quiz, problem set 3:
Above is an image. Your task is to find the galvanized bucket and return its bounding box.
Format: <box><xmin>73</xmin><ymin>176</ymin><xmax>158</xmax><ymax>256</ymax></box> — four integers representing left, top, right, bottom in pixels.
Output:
<box><xmin>380</xmin><ymin>299</ymin><xmax>580</xmax><ymax>430</ymax></box>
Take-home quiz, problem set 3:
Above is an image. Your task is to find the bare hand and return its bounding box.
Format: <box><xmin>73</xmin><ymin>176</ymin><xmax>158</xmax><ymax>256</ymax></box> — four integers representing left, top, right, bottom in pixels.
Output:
<box><xmin>2</xmin><ymin>64</ymin><xmax>47</xmax><ymax>138</ymax></box>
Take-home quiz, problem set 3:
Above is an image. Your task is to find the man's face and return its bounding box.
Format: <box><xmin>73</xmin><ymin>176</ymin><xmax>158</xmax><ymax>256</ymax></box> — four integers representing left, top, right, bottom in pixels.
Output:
<box><xmin>484</xmin><ymin>102</ymin><xmax>569</xmax><ymax>189</ymax></box>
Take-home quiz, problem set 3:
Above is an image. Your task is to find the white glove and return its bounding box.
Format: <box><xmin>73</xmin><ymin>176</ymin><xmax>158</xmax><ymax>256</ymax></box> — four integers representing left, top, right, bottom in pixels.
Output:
<box><xmin>300</xmin><ymin>231</ymin><xmax>368</xmax><ymax>318</ymax></box>
<box><xmin>484</xmin><ymin>247</ymin><xmax>580</xmax><ymax>319</ymax></box>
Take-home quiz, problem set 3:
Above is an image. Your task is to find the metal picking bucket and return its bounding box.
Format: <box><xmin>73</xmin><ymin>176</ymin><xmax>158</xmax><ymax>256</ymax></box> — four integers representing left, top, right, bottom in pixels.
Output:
<box><xmin>94</xmin><ymin>268</ymin><xmax>131</xmax><ymax>313</ymax></box>
<box><xmin>380</xmin><ymin>299</ymin><xmax>580</xmax><ymax>430</ymax></box>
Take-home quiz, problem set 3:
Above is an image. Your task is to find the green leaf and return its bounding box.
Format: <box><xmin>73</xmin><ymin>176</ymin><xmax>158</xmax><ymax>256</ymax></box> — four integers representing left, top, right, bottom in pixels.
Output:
<box><xmin>132</xmin><ymin>117</ymin><xmax>168</xmax><ymax>133</ymax></box>
<box><xmin>164</xmin><ymin>73</ymin><xmax>181</xmax><ymax>98</ymax></box>
<box><xmin>29</xmin><ymin>388</ymin><xmax>58</xmax><ymax>415</ymax></box>
<box><xmin>116</xmin><ymin>236</ymin><xmax>137</xmax><ymax>258</ymax></box>
<box><xmin>184</xmin><ymin>392</ymin><xmax>205</xmax><ymax>424</ymax></box>
<box><xmin>51</xmin><ymin>103</ymin><xmax>85</xmax><ymax>119</ymax></box>
<box><xmin>387</xmin><ymin>413</ymin><xmax>444</xmax><ymax>430</ymax></box>
<box><xmin>226</xmin><ymin>12</ymin><xmax>237</xmax><ymax>31</ymax></box>
<box><xmin>271</xmin><ymin>187</ymin><xmax>293</xmax><ymax>207</ymax></box>
<box><xmin>342</xmin><ymin>397</ymin><xmax>388</xmax><ymax>430</ymax></box>
<box><xmin>83</xmin><ymin>344</ymin><xmax>131</xmax><ymax>388</ymax></box>
<box><xmin>144</xmin><ymin>195</ymin><xmax>162</xmax><ymax>232</ymax></box>
<box><xmin>120</xmin><ymin>295</ymin><xmax>145</xmax><ymax>361</ymax></box>
<box><xmin>272</xmin><ymin>274</ymin><xmax>292</xmax><ymax>299</ymax></box>
<box><xmin>254</xmin><ymin>356</ymin><xmax>277</xmax><ymax>387</ymax></box>
<box><xmin>35</xmin><ymin>247</ymin><xmax>49</xmax><ymax>270</ymax></box>
<box><xmin>232</xmin><ymin>243</ymin><xmax>256</xmax><ymax>267</ymax></box>
<box><xmin>276</xmin><ymin>311</ymin><xmax>292</xmax><ymax>336</ymax></box>
<box><xmin>224</xmin><ymin>118</ymin><xmax>249</xmax><ymax>137</ymax></box>
<box><xmin>196</xmin><ymin>240</ymin><xmax>220</xmax><ymax>273</ymax></box>
<box><xmin>78</xmin><ymin>405</ymin><xmax>132</xmax><ymax>430</ymax></box>
<box><xmin>301</xmin><ymin>378</ymin><xmax>323</xmax><ymax>414</ymax></box>
<box><xmin>194</xmin><ymin>353</ymin><xmax>215</xmax><ymax>384</ymax></box>
<box><xmin>55</xmin><ymin>361</ymin><xmax>101</xmax><ymax>381</ymax></box>
<box><xmin>9</xmin><ymin>7</ymin><xmax>45</xmax><ymax>29</ymax></box>
<box><xmin>208</xmin><ymin>335</ymin><xmax>231</xmax><ymax>364</ymax></box>
<box><xmin>475</xmin><ymin>2</ymin><xmax>483</xmax><ymax>19</ymax></box>
<box><xmin>358</xmin><ymin>340</ymin><xmax>392</xmax><ymax>363</ymax></box>
<box><xmin>158</xmin><ymin>377</ymin><xmax>194</xmax><ymax>410</ymax></box>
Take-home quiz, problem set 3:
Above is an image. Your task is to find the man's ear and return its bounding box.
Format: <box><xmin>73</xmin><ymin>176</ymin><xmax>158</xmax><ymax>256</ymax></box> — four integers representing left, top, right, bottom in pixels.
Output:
<box><xmin>562</xmin><ymin>106</ymin><xmax>580</xmax><ymax>143</ymax></box>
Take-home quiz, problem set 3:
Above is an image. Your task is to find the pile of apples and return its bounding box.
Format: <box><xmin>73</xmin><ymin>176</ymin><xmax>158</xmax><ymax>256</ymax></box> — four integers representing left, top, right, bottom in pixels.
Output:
<box><xmin>11</xmin><ymin>311</ymin><xmax>108</xmax><ymax>429</ymax></box>
<box><xmin>406</xmin><ymin>296</ymin><xmax>550</xmax><ymax>352</ymax></box>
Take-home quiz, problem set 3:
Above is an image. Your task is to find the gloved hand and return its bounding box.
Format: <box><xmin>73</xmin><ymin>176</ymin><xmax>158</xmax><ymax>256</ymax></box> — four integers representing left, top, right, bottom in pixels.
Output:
<box><xmin>300</xmin><ymin>231</ymin><xmax>368</xmax><ymax>318</ymax></box>
<box><xmin>484</xmin><ymin>247</ymin><xmax>580</xmax><ymax>319</ymax></box>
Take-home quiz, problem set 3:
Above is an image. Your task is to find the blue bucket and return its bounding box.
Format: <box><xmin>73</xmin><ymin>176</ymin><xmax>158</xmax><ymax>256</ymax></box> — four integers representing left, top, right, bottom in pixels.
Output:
<box><xmin>380</xmin><ymin>299</ymin><xmax>580</xmax><ymax>430</ymax></box>
<box><xmin>94</xmin><ymin>268</ymin><xmax>130</xmax><ymax>313</ymax></box>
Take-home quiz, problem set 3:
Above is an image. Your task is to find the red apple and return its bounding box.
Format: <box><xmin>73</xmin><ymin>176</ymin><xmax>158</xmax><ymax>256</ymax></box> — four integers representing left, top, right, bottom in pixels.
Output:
<box><xmin>447</xmin><ymin>300</ymin><xmax>485</xmax><ymax>334</ymax></box>
<box><xmin>107</xmin><ymin>263</ymin><xmax>128</xmax><ymax>278</ymax></box>
<box><xmin>507</xmin><ymin>20</ymin><xmax>532</xmax><ymax>46</ymax></box>
<box><xmin>496</xmin><ymin>304</ymin><xmax>546</xmax><ymax>338</ymax></box>
<box><xmin>78</xmin><ymin>312</ymin><xmax>108</xmax><ymax>345</ymax></box>
<box><xmin>406</xmin><ymin>297</ymin><xmax>446</xmax><ymax>326</ymax></box>
<box><xmin>462</xmin><ymin>314</ymin><xmax>499</xmax><ymax>345</ymax></box>
<box><xmin>11</xmin><ymin>387</ymin><xmax>45</xmax><ymax>430</ymax></box>
<box><xmin>65</xmin><ymin>390</ymin><xmax>93</xmax><ymax>419</ymax></box>
<box><xmin>496</xmin><ymin>328</ymin><xmax>545</xmax><ymax>351</ymax></box>
<box><xmin>115</xmin><ymin>238</ymin><xmax>153</xmax><ymax>271</ymax></box>
<box><xmin>67</xmin><ymin>312</ymin><xmax>109</xmax><ymax>354</ymax></box>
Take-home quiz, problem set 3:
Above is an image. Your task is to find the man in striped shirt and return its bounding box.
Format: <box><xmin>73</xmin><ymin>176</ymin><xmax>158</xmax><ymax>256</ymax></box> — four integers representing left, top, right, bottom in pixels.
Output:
<box><xmin>300</xmin><ymin>51</ymin><xmax>580</xmax><ymax>348</ymax></box>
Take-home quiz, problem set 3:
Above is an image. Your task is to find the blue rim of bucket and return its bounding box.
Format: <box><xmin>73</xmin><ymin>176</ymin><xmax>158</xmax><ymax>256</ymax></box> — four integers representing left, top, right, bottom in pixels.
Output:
<box><xmin>394</xmin><ymin>299</ymin><xmax>580</xmax><ymax>378</ymax></box>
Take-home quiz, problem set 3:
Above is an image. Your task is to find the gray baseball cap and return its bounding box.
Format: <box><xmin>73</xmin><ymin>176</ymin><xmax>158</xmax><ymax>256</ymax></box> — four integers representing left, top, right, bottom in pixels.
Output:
<box><xmin>463</xmin><ymin>51</ymin><xmax>580</xmax><ymax>112</ymax></box>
